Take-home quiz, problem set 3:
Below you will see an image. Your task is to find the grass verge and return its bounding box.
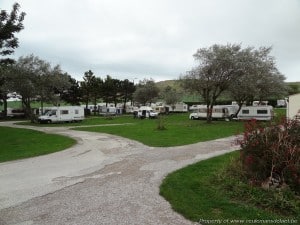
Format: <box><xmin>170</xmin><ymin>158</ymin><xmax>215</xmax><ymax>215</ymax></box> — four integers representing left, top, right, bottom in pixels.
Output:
<box><xmin>160</xmin><ymin>151</ymin><xmax>299</xmax><ymax>225</ymax></box>
<box><xmin>73</xmin><ymin>114</ymin><xmax>244</xmax><ymax>147</ymax></box>
<box><xmin>0</xmin><ymin>126</ymin><xmax>76</xmax><ymax>162</ymax></box>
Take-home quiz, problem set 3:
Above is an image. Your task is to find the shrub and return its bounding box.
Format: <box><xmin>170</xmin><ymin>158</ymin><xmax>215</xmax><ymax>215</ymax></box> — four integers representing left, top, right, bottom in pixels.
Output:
<box><xmin>156</xmin><ymin>115</ymin><xmax>167</xmax><ymax>130</ymax></box>
<box><xmin>237</xmin><ymin>119</ymin><xmax>300</xmax><ymax>194</ymax></box>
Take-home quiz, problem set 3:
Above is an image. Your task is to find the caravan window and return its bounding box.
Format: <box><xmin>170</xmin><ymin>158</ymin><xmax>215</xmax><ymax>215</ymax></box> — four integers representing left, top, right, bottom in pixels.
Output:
<box><xmin>242</xmin><ymin>109</ymin><xmax>249</xmax><ymax>114</ymax></box>
<box><xmin>214</xmin><ymin>108</ymin><xmax>223</xmax><ymax>113</ymax></box>
<box><xmin>257</xmin><ymin>109</ymin><xmax>268</xmax><ymax>114</ymax></box>
<box><xmin>61</xmin><ymin>110</ymin><xmax>69</xmax><ymax>115</ymax></box>
<box><xmin>75</xmin><ymin>109</ymin><xmax>79</xmax><ymax>114</ymax></box>
<box><xmin>199</xmin><ymin>108</ymin><xmax>207</xmax><ymax>113</ymax></box>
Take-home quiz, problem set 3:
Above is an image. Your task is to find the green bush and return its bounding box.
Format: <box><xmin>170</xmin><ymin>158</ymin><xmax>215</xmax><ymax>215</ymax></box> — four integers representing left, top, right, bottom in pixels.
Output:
<box><xmin>217</xmin><ymin>157</ymin><xmax>300</xmax><ymax>216</ymax></box>
<box><xmin>237</xmin><ymin>119</ymin><xmax>300</xmax><ymax>194</ymax></box>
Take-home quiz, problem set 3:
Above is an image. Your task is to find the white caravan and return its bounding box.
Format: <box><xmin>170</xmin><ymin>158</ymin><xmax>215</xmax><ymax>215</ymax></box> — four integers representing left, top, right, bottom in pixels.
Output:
<box><xmin>38</xmin><ymin>106</ymin><xmax>84</xmax><ymax>123</ymax></box>
<box><xmin>6</xmin><ymin>108</ymin><xmax>25</xmax><ymax>117</ymax></box>
<box><xmin>286</xmin><ymin>93</ymin><xmax>300</xmax><ymax>120</ymax></box>
<box><xmin>237</xmin><ymin>105</ymin><xmax>274</xmax><ymax>121</ymax></box>
<box><xmin>136</xmin><ymin>106</ymin><xmax>158</xmax><ymax>119</ymax></box>
<box><xmin>189</xmin><ymin>105</ymin><xmax>238</xmax><ymax>120</ymax></box>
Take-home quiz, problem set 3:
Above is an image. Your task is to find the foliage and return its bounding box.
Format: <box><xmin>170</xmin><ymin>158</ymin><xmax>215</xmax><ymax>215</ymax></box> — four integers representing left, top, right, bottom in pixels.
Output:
<box><xmin>215</xmin><ymin>156</ymin><xmax>299</xmax><ymax>217</ymax></box>
<box><xmin>181</xmin><ymin>44</ymin><xmax>286</xmax><ymax>122</ymax></box>
<box><xmin>0</xmin><ymin>2</ymin><xmax>26</xmax><ymax>64</ymax></box>
<box><xmin>156</xmin><ymin>115</ymin><xmax>167</xmax><ymax>130</ymax></box>
<box><xmin>81</xmin><ymin>70</ymin><xmax>98</xmax><ymax>109</ymax></box>
<box><xmin>0</xmin><ymin>126</ymin><xmax>76</xmax><ymax>162</ymax></box>
<box><xmin>237</xmin><ymin>119</ymin><xmax>300</xmax><ymax>194</ymax></box>
<box><xmin>160</xmin><ymin>152</ymin><xmax>297</xmax><ymax>223</ymax></box>
<box><xmin>10</xmin><ymin>55</ymin><xmax>71</xmax><ymax>119</ymax></box>
<box><xmin>160</xmin><ymin>85</ymin><xmax>181</xmax><ymax>109</ymax></box>
<box><xmin>133</xmin><ymin>78</ymin><xmax>159</xmax><ymax>105</ymax></box>
<box><xmin>60</xmin><ymin>75</ymin><xmax>82</xmax><ymax>105</ymax></box>
<box><xmin>287</xmin><ymin>83</ymin><xmax>300</xmax><ymax>95</ymax></box>
<box><xmin>181</xmin><ymin>44</ymin><xmax>244</xmax><ymax>122</ymax></box>
<box><xmin>119</xmin><ymin>79</ymin><xmax>135</xmax><ymax>111</ymax></box>
<box><xmin>228</xmin><ymin>46</ymin><xmax>286</xmax><ymax>115</ymax></box>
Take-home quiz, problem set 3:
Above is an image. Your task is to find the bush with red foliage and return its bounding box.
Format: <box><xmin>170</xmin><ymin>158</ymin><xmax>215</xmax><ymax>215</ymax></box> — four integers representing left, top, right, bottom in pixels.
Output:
<box><xmin>238</xmin><ymin>118</ymin><xmax>300</xmax><ymax>193</ymax></box>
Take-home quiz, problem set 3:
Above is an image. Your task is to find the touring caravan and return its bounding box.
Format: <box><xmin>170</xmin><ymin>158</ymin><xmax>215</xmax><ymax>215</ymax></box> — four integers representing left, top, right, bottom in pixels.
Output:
<box><xmin>237</xmin><ymin>106</ymin><xmax>274</xmax><ymax>121</ymax></box>
<box><xmin>189</xmin><ymin>105</ymin><xmax>238</xmax><ymax>120</ymax></box>
<box><xmin>6</xmin><ymin>108</ymin><xmax>25</xmax><ymax>118</ymax></box>
<box><xmin>38</xmin><ymin>106</ymin><xmax>84</xmax><ymax>123</ymax></box>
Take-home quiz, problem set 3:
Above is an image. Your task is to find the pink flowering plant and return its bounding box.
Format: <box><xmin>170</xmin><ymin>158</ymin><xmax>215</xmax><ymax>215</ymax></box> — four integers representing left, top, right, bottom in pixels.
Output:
<box><xmin>238</xmin><ymin>118</ymin><xmax>300</xmax><ymax>193</ymax></box>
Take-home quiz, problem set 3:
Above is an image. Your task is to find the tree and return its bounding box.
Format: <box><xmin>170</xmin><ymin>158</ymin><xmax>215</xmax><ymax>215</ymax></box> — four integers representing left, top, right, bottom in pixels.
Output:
<box><xmin>228</xmin><ymin>46</ymin><xmax>286</xmax><ymax>115</ymax></box>
<box><xmin>287</xmin><ymin>83</ymin><xmax>300</xmax><ymax>95</ymax></box>
<box><xmin>0</xmin><ymin>3</ymin><xmax>26</xmax><ymax>64</ymax></box>
<box><xmin>0</xmin><ymin>63</ymin><xmax>14</xmax><ymax>116</ymax></box>
<box><xmin>181</xmin><ymin>44</ymin><xmax>242</xmax><ymax>123</ymax></box>
<box><xmin>101</xmin><ymin>75</ymin><xmax>121</xmax><ymax>107</ymax></box>
<box><xmin>0</xmin><ymin>3</ymin><xmax>25</xmax><ymax>116</ymax></box>
<box><xmin>161</xmin><ymin>85</ymin><xmax>180</xmax><ymax>111</ymax></box>
<box><xmin>133</xmin><ymin>79</ymin><xmax>159</xmax><ymax>105</ymax></box>
<box><xmin>60</xmin><ymin>75</ymin><xmax>82</xmax><ymax>105</ymax></box>
<box><xmin>81</xmin><ymin>70</ymin><xmax>96</xmax><ymax>109</ymax></box>
<box><xmin>119</xmin><ymin>79</ymin><xmax>135</xmax><ymax>112</ymax></box>
<box><xmin>11</xmin><ymin>55</ymin><xmax>71</xmax><ymax>119</ymax></box>
<box><xmin>90</xmin><ymin>77</ymin><xmax>103</xmax><ymax>115</ymax></box>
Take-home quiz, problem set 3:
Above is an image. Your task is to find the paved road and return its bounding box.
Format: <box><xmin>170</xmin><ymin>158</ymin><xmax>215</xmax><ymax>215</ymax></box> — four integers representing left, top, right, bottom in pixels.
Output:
<box><xmin>0</xmin><ymin>121</ymin><xmax>238</xmax><ymax>225</ymax></box>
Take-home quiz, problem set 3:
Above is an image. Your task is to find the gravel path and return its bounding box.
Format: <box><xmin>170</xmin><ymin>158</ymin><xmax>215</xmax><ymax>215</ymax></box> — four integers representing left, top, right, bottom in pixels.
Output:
<box><xmin>0</xmin><ymin>121</ymin><xmax>238</xmax><ymax>225</ymax></box>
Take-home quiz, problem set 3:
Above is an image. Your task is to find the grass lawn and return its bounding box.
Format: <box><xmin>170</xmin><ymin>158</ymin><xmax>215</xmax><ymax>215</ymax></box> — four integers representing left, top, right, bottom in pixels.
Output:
<box><xmin>160</xmin><ymin>151</ymin><xmax>299</xmax><ymax>225</ymax></box>
<box><xmin>73</xmin><ymin>114</ymin><xmax>245</xmax><ymax>147</ymax></box>
<box><xmin>0</xmin><ymin>126</ymin><xmax>76</xmax><ymax>162</ymax></box>
<box><xmin>15</xmin><ymin>114</ymin><xmax>134</xmax><ymax>127</ymax></box>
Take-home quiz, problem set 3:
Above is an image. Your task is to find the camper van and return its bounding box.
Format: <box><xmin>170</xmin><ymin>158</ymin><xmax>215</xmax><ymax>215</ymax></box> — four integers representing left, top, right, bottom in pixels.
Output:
<box><xmin>38</xmin><ymin>106</ymin><xmax>84</xmax><ymax>123</ymax></box>
<box><xmin>237</xmin><ymin>105</ymin><xmax>274</xmax><ymax>121</ymax></box>
<box><xmin>136</xmin><ymin>106</ymin><xmax>158</xmax><ymax>119</ymax></box>
<box><xmin>189</xmin><ymin>105</ymin><xmax>238</xmax><ymax>120</ymax></box>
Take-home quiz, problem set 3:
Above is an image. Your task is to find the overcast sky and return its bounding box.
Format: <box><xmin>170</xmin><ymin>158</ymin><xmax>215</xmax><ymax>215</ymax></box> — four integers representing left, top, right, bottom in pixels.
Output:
<box><xmin>1</xmin><ymin>0</ymin><xmax>300</xmax><ymax>82</ymax></box>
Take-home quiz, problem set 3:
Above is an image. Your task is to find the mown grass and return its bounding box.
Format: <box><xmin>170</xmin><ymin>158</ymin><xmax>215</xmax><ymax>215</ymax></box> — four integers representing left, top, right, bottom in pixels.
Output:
<box><xmin>0</xmin><ymin>126</ymin><xmax>76</xmax><ymax>162</ymax></box>
<box><xmin>160</xmin><ymin>151</ymin><xmax>299</xmax><ymax>225</ymax></box>
<box><xmin>73</xmin><ymin>114</ymin><xmax>244</xmax><ymax>147</ymax></box>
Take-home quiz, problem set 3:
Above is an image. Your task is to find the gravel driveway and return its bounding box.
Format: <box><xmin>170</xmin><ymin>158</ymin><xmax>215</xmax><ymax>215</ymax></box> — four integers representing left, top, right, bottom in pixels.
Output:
<box><xmin>0</xmin><ymin>121</ymin><xmax>238</xmax><ymax>225</ymax></box>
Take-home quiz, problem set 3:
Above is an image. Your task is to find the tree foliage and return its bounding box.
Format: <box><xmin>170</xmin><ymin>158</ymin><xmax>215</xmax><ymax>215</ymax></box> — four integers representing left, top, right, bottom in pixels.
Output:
<box><xmin>181</xmin><ymin>44</ymin><xmax>286</xmax><ymax>122</ymax></box>
<box><xmin>0</xmin><ymin>3</ymin><xmax>26</xmax><ymax>64</ymax></box>
<box><xmin>181</xmin><ymin>44</ymin><xmax>242</xmax><ymax>122</ymax></box>
<box><xmin>228</xmin><ymin>46</ymin><xmax>286</xmax><ymax>115</ymax></box>
<box><xmin>161</xmin><ymin>85</ymin><xmax>180</xmax><ymax>110</ymax></box>
<box><xmin>10</xmin><ymin>55</ymin><xmax>71</xmax><ymax>118</ymax></box>
<box><xmin>133</xmin><ymin>79</ymin><xmax>159</xmax><ymax>105</ymax></box>
<box><xmin>60</xmin><ymin>74</ymin><xmax>82</xmax><ymax>106</ymax></box>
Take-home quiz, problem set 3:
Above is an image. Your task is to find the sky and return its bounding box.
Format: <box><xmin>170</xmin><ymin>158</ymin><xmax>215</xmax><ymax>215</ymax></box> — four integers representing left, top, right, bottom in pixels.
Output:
<box><xmin>1</xmin><ymin>0</ymin><xmax>300</xmax><ymax>82</ymax></box>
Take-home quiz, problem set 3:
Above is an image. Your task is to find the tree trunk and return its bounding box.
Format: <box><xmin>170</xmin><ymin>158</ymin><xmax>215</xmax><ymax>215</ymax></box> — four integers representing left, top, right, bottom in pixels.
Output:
<box><xmin>3</xmin><ymin>98</ymin><xmax>7</xmax><ymax>117</ymax></box>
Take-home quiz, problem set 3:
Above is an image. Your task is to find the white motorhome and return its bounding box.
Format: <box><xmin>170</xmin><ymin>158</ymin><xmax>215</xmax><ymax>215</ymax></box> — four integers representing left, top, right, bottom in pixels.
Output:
<box><xmin>237</xmin><ymin>105</ymin><xmax>274</xmax><ymax>121</ymax></box>
<box><xmin>136</xmin><ymin>106</ymin><xmax>158</xmax><ymax>119</ymax></box>
<box><xmin>189</xmin><ymin>105</ymin><xmax>238</xmax><ymax>120</ymax></box>
<box><xmin>38</xmin><ymin>106</ymin><xmax>84</xmax><ymax>123</ymax></box>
